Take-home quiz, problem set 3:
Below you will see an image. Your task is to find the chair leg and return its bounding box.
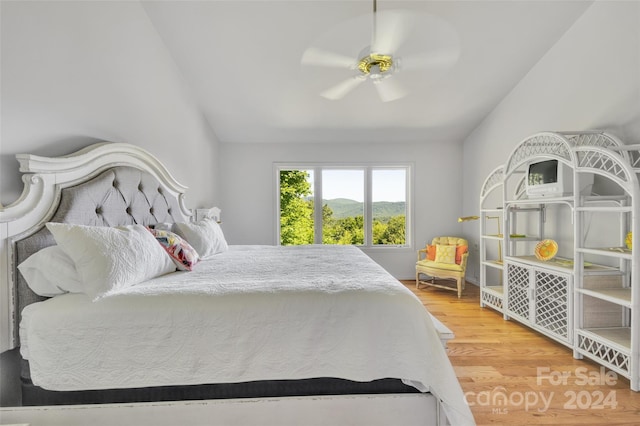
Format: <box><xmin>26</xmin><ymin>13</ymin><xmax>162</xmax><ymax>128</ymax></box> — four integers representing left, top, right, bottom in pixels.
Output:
<box><xmin>457</xmin><ymin>278</ymin><xmax>462</xmax><ymax>299</ymax></box>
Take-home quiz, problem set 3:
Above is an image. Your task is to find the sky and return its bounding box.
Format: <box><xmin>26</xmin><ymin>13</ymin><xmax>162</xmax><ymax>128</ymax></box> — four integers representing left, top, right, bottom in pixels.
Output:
<box><xmin>307</xmin><ymin>169</ymin><xmax>406</xmax><ymax>202</ymax></box>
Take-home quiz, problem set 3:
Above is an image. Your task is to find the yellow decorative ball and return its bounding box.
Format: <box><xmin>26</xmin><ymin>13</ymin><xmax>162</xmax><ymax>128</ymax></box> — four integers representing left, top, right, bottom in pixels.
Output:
<box><xmin>626</xmin><ymin>232</ymin><xmax>632</xmax><ymax>250</ymax></box>
<box><xmin>535</xmin><ymin>239</ymin><xmax>558</xmax><ymax>261</ymax></box>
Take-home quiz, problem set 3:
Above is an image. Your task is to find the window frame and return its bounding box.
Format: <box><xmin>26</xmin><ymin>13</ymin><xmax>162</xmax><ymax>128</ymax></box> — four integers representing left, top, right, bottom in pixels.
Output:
<box><xmin>274</xmin><ymin>162</ymin><xmax>413</xmax><ymax>249</ymax></box>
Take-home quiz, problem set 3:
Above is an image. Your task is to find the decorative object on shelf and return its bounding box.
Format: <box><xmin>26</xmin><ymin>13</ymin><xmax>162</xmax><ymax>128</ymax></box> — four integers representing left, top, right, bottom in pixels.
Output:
<box><xmin>457</xmin><ymin>216</ymin><xmax>479</xmax><ymax>222</ymax></box>
<box><xmin>607</xmin><ymin>247</ymin><xmax>630</xmax><ymax>253</ymax></box>
<box><xmin>626</xmin><ymin>231</ymin><xmax>632</xmax><ymax>250</ymax></box>
<box><xmin>535</xmin><ymin>239</ymin><xmax>558</xmax><ymax>261</ymax></box>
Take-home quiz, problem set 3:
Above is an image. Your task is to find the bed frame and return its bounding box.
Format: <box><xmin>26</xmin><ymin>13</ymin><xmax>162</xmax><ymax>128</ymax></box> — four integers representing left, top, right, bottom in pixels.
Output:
<box><xmin>0</xmin><ymin>142</ymin><xmax>456</xmax><ymax>425</ymax></box>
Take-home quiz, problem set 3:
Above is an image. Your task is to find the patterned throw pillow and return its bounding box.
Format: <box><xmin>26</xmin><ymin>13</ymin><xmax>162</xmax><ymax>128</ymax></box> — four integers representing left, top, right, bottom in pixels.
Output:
<box><xmin>173</xmin><ymin>218</ymin><xmax>228</xmax><ymax>260</ymax></box>
<box><xmin>435</xmin><ymin>244</ymin><xmax>456</xmax><ymax>264</ymax></box>
<box><xmin>147</xmin><ymin>227</ymin><xmax>200</xmax><ymax>271</ymax></box>
<box><xmin>426</xmin><ymin>244</ymin><xmax>436</xmax><ymax>261</ymax></box>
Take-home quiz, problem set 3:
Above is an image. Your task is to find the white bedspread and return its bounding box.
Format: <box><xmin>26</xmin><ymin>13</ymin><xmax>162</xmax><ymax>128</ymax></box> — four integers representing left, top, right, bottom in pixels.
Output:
<box><xmin>20</xmin><ymin>245</ymin><xmax>473</xmax><ymax>425</ymax></box>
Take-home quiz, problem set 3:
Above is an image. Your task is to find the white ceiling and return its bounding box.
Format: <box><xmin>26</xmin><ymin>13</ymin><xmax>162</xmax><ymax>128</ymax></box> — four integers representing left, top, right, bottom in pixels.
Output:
<box><xmin>141</xmin><ymin>1</ymin><xmax>592</xmax><ymax>144</ymax></box>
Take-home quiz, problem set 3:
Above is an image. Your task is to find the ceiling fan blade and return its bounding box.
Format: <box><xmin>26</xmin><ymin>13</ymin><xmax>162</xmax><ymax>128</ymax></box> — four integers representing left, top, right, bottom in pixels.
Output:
<box><xmin>400</xmin><ymin>48</ymin><xmax>460</xmax><ymax>71</ymax></box>
<box><xmin>320</xmin><ymin>76</ymin><xmax>366</xmax><ymax>100</ymax></box>
<box><xmin>371</xmin><ymin>10</ymin><xmax>414</xmax><ymax>55</ymax></box>
<box><xmin>301</xmin><ymin>47</ymin><xmax>356</xmax><ymax>69</ymax></box>
<box><xmin>373</xmin><ymin>77</ymin><xmax>407</xmax><ymax>102</ymax></box>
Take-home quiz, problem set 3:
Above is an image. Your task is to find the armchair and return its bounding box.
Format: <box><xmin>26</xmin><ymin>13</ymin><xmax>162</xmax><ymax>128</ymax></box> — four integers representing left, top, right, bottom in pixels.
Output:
<box><xmin>416</xmin><ymin>236</ymin><xmax>469</xmax><ymax>298</ymax></box>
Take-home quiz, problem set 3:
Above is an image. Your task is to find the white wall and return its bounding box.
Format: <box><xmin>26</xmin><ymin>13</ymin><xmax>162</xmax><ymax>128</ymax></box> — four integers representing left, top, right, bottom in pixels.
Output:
<box><xmin>219</xmin><ymin>140</ymin><xmax>464</xmax><ymax>279</ymax></box>
<box><xmin>0</xmin><ymin>1</ymin><xmax>220</xmax><ymax>210</ymax></box>
<box><xmin>461</xmin><ymin>1</ymin><xmax>640</xmax><ymax>281</ymax></box>
<box><xmin>0</xmin><ymin>0</ymin><xmax>220</xmax><ymax>406</ymax></box>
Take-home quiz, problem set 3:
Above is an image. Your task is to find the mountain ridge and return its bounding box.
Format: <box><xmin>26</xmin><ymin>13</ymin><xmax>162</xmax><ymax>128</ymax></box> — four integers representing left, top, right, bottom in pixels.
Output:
<box><xmin>323</xmin><ymin>198</ymin><xmax>405</xmax><ymax>219</ymax></box>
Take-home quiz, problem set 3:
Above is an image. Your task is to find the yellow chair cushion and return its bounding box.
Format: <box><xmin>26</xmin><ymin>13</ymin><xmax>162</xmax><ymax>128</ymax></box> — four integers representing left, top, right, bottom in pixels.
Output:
<box><xmin>416</xmin><ymin>259</ymin><xmax>465</xmax><ymax>272</ymax></box>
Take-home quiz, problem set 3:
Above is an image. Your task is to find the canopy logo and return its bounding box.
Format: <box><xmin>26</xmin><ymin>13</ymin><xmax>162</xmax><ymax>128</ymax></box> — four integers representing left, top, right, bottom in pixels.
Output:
<box><xmin>464</xmin><ymin>366</ymin><xmax>618</xmax><ymax>414</ymax></box>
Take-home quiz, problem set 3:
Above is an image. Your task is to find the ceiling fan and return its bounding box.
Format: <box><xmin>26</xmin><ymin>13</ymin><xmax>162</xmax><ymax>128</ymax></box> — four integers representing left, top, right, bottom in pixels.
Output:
<box><xmin>301</xmin><ymin>0</ymin><xmax>459</xmax><ymax>102</ymax></box>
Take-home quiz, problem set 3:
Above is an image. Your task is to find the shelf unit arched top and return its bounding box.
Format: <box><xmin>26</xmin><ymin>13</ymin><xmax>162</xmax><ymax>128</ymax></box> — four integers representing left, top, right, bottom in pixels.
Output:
<box><xmin>504</xmin><ymin>132</ymin><xmax>576</xmax><ymax>177</ymax></box>
<box><xmin>480</xmin><ymin>166</ymin><xmax>504</xmax><ymax>201</ymax></box>
<box><xmin>575</xmin><ymin>146</ymin><xmax>640</xmax><ymax>198</ymax></box>
<box><xmin>566</xmin><ymin>131</ymin><xmax>626</xmax><ymax>152</ymax></box>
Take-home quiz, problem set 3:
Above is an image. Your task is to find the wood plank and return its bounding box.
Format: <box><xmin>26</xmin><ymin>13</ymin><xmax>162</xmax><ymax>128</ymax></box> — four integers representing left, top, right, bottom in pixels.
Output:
<box><xmin>403</xmin><ymin>280</ymin><xmax>640</xmax><ymax>425</ymax></box>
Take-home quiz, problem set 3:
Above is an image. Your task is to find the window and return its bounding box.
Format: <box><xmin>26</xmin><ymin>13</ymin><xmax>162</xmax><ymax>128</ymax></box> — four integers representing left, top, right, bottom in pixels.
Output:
<box><xmin>372</xmin><ymin>169</ymin><xmax>407</xmax><ymax>246</ymax></box>
<box><xmin>279</xmin><ymin>169</ymin><xmax>314</xmax><ymax>246</ymax></box>
<box><xmin>276</xmin><ymin>164</ymin><xmax>411</xmax><ymax>248</ymax></box>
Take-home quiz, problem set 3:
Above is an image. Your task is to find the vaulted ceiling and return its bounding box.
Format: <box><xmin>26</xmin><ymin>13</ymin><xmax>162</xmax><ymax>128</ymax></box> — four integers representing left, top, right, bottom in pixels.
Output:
<box><xmin>141</xmin><ymin>1</ymin><xmax>592</xmax><ymax>145</ymax></box>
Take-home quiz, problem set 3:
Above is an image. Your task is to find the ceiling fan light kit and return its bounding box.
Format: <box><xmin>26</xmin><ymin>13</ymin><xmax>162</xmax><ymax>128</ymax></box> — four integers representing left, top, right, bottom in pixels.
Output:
<box><xmin>301</xmin><ymin>0</ymin><xmax>459</xmax><ymax>103</ymax></box>
<box><xmin>357</xmin><ymin>53</ymin><xmax>394</xmax><ymax>77</ymax></box>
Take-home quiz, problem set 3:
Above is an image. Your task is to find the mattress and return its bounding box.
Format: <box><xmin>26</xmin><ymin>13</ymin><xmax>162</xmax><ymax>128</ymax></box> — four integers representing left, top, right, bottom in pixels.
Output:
<box><xmin>20</xmin><ymin>245</ymin><xmax>472</xmax><ymax>424</ymax></box>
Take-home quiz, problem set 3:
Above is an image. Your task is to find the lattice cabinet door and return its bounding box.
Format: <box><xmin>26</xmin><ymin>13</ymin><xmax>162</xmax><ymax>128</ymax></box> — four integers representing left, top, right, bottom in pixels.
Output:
<box><xmin>505</xmin><ymin>259</ymin><xmax>572</xmax><ymax>346</ymax></box>
<box><xmin>506</xmin><ymin>261</ymin><xmax>532</xmax><ymax>322</ymax></box>
<box><xmin>534</xmin><ymin>270</ymin><xmax>571</xmax><ymax>344</ymax></box>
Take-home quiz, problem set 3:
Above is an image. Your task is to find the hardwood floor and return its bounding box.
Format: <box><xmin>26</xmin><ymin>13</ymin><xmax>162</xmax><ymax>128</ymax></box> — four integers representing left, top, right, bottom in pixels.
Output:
<box><xmin>402</xmin><ymin>280</ymin><xmax>640</xmax><ymax>425</ymax></box>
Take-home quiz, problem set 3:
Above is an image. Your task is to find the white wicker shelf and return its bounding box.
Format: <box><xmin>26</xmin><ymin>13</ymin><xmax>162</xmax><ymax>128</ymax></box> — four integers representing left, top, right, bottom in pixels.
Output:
<box><xmin>480</xmin><ymin>287</ymin><xmax>504</xmax><ymax>313</ymax></box>
<box><xmin>579</xmin><ymin>327</ymin><xmax>631</xmax><ymax>351</ymax></box>
<box><xmin>575</xmin><ymin>205</ymin><xmax>632</xmax><ymax>212</ymax></box>
<box><xmin>479</xmin><ymin>131</ymin><xmax>640</xmax><ymax>391</ymax></box>
<box><xmin>505</xmin><ymin>255</ymin><xmax>618</xmax><ymax>274</ymax></box>
<box><xmin>507</xmin><ymin>236</ymin><xmax>540</xmax><ymax>242</ymax></box>
<box><xmin>505</xmin><ymin>196</ymin><xmax>573</xmax><ymax>206</ymax></box>
<box><xmin>484</xmin><ymin>234</ymin><xmax>539</xmax><ymax>241</ymax></box>
<box><xmin>484</xmin><ymin>286</ymin><xmax>504</xmax><ymax>296</ymax></box>
<box><xmin>481</xmin><ymin>234</ymin><xmax>503</xmax><ymax>240</ymax></box>
<box><xmin>481</xmin><ymin>260</ymin><xmax>503</xmax><ymax>269</ymax></box>
<box><xmin>577</xmin><ymin>288</ymin><xmax>632</xmax><ymax>308</ymax></box>
<box><xmin>507</xmin><ymin>206</ymin><xmax>544</xmax><ymax>213</ymax></box>
<box><xmin>577</xmin><ymin>247</ymin><xmax>633</xmax><ymax>260</ymax></box>
<box><xmin>583</xmin><ymin>194</ymin><xmax>629</xmax><ymax>203</ymax></box>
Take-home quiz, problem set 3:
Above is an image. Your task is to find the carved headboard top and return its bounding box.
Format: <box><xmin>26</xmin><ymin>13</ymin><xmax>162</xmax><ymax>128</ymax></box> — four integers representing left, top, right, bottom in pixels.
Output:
<box><xmin>0</xmin><ymin>142</ymin><xmax>192</xmax><ymax>351</ymax></box>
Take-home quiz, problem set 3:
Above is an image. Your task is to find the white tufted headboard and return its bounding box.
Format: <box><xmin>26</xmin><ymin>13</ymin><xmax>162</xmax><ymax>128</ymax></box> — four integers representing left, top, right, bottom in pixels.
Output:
<box><xmin>0</xmin><ymin>143</ymin><xmax>192</xmax><ymax>351</ymax></box>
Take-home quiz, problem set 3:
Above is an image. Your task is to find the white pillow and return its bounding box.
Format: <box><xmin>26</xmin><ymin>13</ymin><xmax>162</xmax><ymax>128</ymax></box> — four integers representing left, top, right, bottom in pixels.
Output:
<box><xmin>18</xmin><ymin>246</ymin><xmax>83</xmax><ymax>297</ymax></box>
<box><xmin>173</xmin><ymin>218</ymin><xmax>228</xmax><ymax>259</ymax></box>
<box><xmin>152</xmin><ymin>222</ymin><xmax>173</xmax><ymax>231</ymax></box>
<box><xmin>46</xmin><ymin>223</ymin><xmax>175</xmax><ymax>300</ymax></box>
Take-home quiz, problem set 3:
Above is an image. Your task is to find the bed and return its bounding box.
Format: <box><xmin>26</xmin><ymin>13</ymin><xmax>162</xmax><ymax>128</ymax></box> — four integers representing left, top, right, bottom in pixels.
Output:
<box><xmin>0</xmin><ymin>142</ymin><xmax>474</xmax><ymax>425</ymax></box>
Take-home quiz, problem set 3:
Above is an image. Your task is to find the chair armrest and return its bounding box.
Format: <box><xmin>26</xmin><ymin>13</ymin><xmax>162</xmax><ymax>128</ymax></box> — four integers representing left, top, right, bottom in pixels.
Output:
<box><xmin>417</xmin><ymin>248</ymin><xmax>427</xmax><ymax>261</ymax></box>
<box><xmin>461</xmin><ymin>252</ymin><xmax>469</xmax><ymax>270</ymax></box>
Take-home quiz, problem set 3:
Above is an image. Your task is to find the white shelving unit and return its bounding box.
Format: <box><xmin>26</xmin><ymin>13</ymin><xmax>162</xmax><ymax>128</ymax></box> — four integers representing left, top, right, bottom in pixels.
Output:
<box><xmin>572</xmin><ymin>144</ymin><xmax>638</xmax><ymax>387</ymax></box>
<box><xmin>478</xmin><ymin>131</ymin><xmax>640</xmax><ymax>391</ymax></box>
<box><xmin>479</xmin><ymin>166</ymin><xmax>505</xmax><ymax>313</ymax></box>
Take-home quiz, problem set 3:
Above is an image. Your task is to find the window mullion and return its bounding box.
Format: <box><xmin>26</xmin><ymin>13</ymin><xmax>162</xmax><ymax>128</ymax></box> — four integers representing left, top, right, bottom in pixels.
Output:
<box><xmin>313</xmin><ymin>166</ymin><xmax>323</xmax><ymax>244</ymax></box>
<box><xmin>365</xmin><ymin>167</ymin><xmax>373</xmax><ymax>247</ymax></box>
